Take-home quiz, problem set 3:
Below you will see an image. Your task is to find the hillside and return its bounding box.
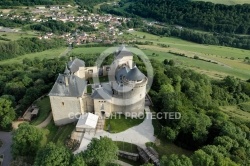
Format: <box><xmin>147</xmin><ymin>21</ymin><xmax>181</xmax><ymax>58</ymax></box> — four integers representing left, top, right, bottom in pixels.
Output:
<box><xmin>192</xmin><ymin>0</ymin><xmax>250</xmax><ymax>5</ymax></box>
<box><xmin>120</xmin><ymin>0</ymin><xmax>250</xmax><ymax>35</ymax></box>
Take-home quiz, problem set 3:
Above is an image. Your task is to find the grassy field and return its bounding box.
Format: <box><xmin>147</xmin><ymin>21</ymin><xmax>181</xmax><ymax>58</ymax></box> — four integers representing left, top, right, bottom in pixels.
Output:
<box><xmin>219</xmin><ymin>105</ymin><xmax>250</xmax><ymax>121</ymax></box>
<box><xmin>105</xmin><ymin>114</ymin><xmax>144</xmax><ymax>133</ymax></box>
<box><xmin>41</xmin><ymin>121</ymin><xmax>75</xmax><ymax>146</ymax></box>
<box><xmin>31</xmin><ymin>97</ymin><xmax>51</xmax><ymax>126</ymax></box>
<box><xmin>126</xmin><ymin>31</ymin><xmax>250</xmax><ymax>80</ymax></box>
<box><xmin>0</xmin><ymin>47</ymin><xmax>67</xmax><ymax>65</ymax></box>
<box><xmin>71</xmin><ymin>47</ymin><xmax>108</xmax><ymax>55</ymax></box>
<box><xmin>192</xmin><ymin>0</ymin><xmax>250</xmax><ymax>5</ymax></box>
<box><xmin>0</xmin><ymin>31</ymin><xmax>38</xmax><ymax>41</ymax></box>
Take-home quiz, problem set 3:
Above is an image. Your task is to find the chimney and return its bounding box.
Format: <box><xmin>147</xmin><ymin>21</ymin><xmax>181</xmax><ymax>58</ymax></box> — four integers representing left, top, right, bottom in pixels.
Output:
<box><xmin>65</xmin><ymin>75</ymin><xmax>69</xmax><ymax>86</ymax></box>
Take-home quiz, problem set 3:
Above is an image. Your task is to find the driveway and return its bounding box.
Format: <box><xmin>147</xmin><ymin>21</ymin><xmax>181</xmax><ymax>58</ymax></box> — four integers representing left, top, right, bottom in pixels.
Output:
<box><xmin>36</xmin><ymin>113</ymin><xmax>52</xmax><ymax>128</ymax></box>
<box><xmin>75</xmin><ymin>106</ymin><xmax>155</xmax><ymax>153</ymax></box>
<box><xmin>0</xmin><ymin>132</ymin><xmax>12</xmax><ymax>166</ymax></box>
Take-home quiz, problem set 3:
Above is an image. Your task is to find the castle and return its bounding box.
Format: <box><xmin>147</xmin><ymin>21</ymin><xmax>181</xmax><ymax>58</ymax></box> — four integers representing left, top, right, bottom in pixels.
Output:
<box><xmin>48</xmin><ymin>46</ymin><xmax>148</xmax><ymax>126</ymax></box>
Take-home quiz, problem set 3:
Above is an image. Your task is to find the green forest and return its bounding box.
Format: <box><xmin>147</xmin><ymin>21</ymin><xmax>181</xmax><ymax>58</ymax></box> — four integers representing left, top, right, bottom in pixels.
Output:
<box><xmin>29</xmin><ymin>20</ymin><xmax>77</xmax><ymax>34</ymax></box>
<box><xmin>125</xmin><ymin>0</ymin><xmax>250</xmax><ymax>34</ymax></box>
<box><xmin>0</xmin><ymin>37</ymin><xmax>65</xmax><ymax>60</ymax></box>
<box><xmin>146</xmin><ymin>59</ymin><xmax>250</xmax><ymax>165</ymax></box>
<box><xmin>0</xmin><ymin>56</ymin><xmax>67</xmax><ymax>130</ymax></box>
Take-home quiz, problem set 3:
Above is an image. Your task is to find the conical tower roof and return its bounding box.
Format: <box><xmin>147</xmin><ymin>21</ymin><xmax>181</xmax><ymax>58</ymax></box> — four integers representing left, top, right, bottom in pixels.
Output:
<box><xmin>126</xmin><ymin>66</ymin><xmax>145</xmax><ymax>81</ymax></box>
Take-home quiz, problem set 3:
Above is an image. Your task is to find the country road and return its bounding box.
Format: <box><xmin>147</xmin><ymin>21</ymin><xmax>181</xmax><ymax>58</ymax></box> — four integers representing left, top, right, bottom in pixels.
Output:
<box><xmin>59</xmin><ymin>46</ymin><xmax>72</xmax><ymax>57</ymax></box>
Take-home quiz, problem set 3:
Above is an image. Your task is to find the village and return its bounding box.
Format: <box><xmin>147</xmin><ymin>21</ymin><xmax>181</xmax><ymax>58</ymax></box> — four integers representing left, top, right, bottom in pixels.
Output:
<box><xmin>0</xmin><ymin>4</ymin><xmax>137</xmax><ymax>45</ymax></box>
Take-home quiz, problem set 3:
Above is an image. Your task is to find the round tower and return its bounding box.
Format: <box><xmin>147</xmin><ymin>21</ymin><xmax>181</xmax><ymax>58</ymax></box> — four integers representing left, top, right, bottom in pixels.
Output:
<box><xmin>112</xmin><ymin>66</ymin><xmax>147</xmax><ymax>117</ymax></box>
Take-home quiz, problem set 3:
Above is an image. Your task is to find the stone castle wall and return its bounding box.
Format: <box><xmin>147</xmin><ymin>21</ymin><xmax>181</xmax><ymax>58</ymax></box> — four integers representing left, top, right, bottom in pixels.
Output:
<box><xmin>49</xmin><ymin>96</ymin><xmax>84</xmax><ymax>126</ymax></box>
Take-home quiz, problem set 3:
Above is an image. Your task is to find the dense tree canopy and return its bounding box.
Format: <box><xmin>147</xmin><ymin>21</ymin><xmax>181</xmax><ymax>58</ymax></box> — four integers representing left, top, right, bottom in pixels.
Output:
<box><xmin>29</xmin><ymin>20</ymin><xmax>76</xmax><ymax>34</ymax></box>
<box><xmin>149</xmin><ymin>59</ymin><xmax>250</xmax><ymax>165</ymax></box>
<box><xmin>126</xmin><ymin>0</ymin><xmax>250</xmax><ymax>35</ymax></box>
<box><xmin>34</xmin><ymin>143</ymin><xmax>72</xmax><ymax>166</ymax></box>
<box><xmin>0</xmin><ymin>97</ymin><xmax>15</xmax><ymax>130</ymax></box>
<box><xmin>160</xmin><ymin>154</ymin><xmax>193</xmax><ymax>166</ymax></box>
<box><xmin>83</xmin><ymin>136</ymin><xmax>119</xmax><ymax>166</ymax></box>
<box><xmin>0</xmin><ymin>37</ymin><xmax>65</xmax><ymax>61</ymax></box>
<box><xmin>11</xmin><ymin>123</ymin><xmax>43</xmax><ymax>158</ymax></box>
<box><xmin>0</xmin><ymin>56</ymin><xmax>67</xmax><ymax>115</ymax></box>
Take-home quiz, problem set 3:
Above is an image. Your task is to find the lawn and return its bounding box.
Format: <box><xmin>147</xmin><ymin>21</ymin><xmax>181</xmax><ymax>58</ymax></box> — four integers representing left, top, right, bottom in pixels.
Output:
<box><xmin>115</xmin><ymin>141</ymin><xmax>138</xmax><ymax>153</ymax></box>
<box><xmin>105</xmin><ymin>114</ymin><xmax>144</xmax><ymax>133</ymax></box>
<box><xmin>42</xmin><ymin>120</ymin><xmax>75</xmax><ymax>146</ymax></box>
<box><xmin>192</xmin><ymin>0</ymin><xmax>250</xmax><ymax>5</ymax></box>
<box><xmin>53</xmin><ymin>123</ymin><xmax>75</xmax><ymax>145</ymax></box>
<box><xmin>0</xmin><ymin>47</ymin><xmax>67</xmax><ymax>65</ymax></box>
<box><xmin>31</xmin><ymin>97</ymin><xmax>51</xmax><ymax>126</ymax></box>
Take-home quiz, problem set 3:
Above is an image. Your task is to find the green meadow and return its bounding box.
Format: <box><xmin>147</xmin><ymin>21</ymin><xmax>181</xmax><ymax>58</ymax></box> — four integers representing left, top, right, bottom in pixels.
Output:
<box><xmin>0</xmin><ymin>31</ymin><xmax>38</xmax><ymax>41</ymax></box>
<box><xmin>71</xmin><ymin>46</ymin><xmax>109</xmax><ymax>55</ymax></box>
<box><xmin>0</xmin><ymin>47</ymin><xmax>67</xmax><ymax>65</ymax></box>
<box><xmin>126</xmin><ymin>31</ymin><xmax>250</xmax><ymax>80</ymax></box>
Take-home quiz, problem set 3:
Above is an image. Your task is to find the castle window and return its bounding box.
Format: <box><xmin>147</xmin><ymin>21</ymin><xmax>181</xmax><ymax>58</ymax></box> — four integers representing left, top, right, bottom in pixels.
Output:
<box><xmin>62</xmin><ymin>102</ymin><xmax>64</xmax><ymax>106</ymax></box>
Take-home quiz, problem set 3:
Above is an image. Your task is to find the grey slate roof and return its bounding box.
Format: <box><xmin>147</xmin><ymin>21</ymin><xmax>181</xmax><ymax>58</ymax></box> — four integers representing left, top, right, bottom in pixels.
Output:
<box><xmin>48</xmin><ymin>74</ymin><xmax>87</xmax><ymax>97</ymax></box>
<box><xmin>64</xmin><ymin>65</ymin><xmax>70</xmax><ymax>75</ymax></box>
<box><xmin>91</xmin><ymin>87</ymin><xmax>112</xmax><ymax>100</ymax></box>
<box><xmin>115</xmin><ymin>66</ymin><xmax>130</xmax><ymax>82</ymax></box>
<box><xmin>67</xmin><ymin>58</ymin><xmax>85</xmax><ymax>73</ymax></box>
<box><xmin>126</xmin><ymin>66</ymin><xmax>145</xmax><ymax>81</ymax></box>
<box><xmin>116</xmin><ymin>45</ymin><xmax>132</xmax><ymax>58</ymax></box>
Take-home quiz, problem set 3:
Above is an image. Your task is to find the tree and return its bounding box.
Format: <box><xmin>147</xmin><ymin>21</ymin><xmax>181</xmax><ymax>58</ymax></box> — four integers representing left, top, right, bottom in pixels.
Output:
<box><xmin>192</xmin><ymin>150</ymin><xmax>215</xmax><ymax>166</ymax></box>
<box><xmin>34</xmin><ymin>142</ymin><xmax>72</xmax><ymax>166</ymax></box>
<box><xmin>71</xmin><ymin>154</ymin><xmax>86</xmax><ymax>166</ymax></box>
<box><xmin>213</xmin><ymin>136</ymin><xmax>238</xmax><ymax>151</ymax></box>
<box><xmin>160</xmin><ymin>154</ymin><xmax>193</xmax><ymax>166</ymax></box>
<box><xmin>83</xmin><ymin>136</ymin><xmax>119</xmax><ymax>166</ymax></box>
<box><xmin>0</xmin><ymin>97</ymin><xmax>15</xmax><ymax>130</ymax></box>
<box><xmin>12</xmin><ymin>123</ymin><xmax>43</xmax><ymax>158</ymax></box>
<box><xmin>161</xmin><ymin>126</ymin><xmax>177</xmax><ymax>141</ymax></box>
<box><xmin>168</xmin><ymin>59</ymin><xmax>175</xmax><ymax>66</ymax></box>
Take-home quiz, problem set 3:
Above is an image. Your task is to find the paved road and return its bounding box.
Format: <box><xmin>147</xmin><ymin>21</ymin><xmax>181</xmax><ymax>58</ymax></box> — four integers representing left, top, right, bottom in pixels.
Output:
<box><xmin>0</xmin><ymin>132</ymin><xmax>12</xmax><ymax>166</ymax></box>
<box><xmin>36</xmin><ymin>113</ymin><xmax>52</xmax><ymax>128</ymax></box>
<box><xmin>75</xmin><ymin>106</ymin><xmax>155</xmax><ymax>153</ymax></box>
